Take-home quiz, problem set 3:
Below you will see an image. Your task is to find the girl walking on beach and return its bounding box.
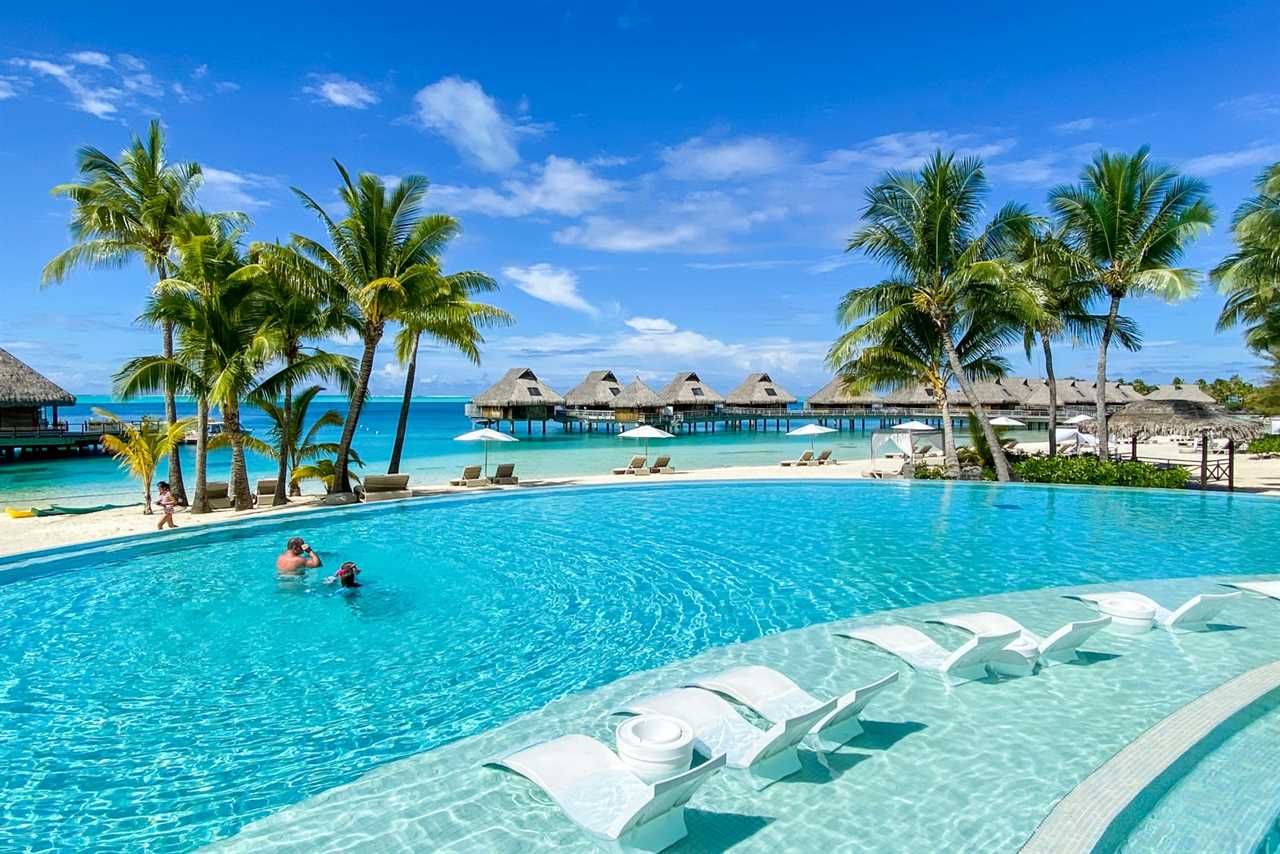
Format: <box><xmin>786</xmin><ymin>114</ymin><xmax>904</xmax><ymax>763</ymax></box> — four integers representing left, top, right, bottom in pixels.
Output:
<box><xmin>156</xmin><ymin>482</ymin><xmax>178</xmax><ymax>531</ymax></box>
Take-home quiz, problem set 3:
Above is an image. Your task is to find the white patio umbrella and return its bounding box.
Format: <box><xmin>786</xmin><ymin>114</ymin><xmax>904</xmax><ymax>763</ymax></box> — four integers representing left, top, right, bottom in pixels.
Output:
<box><xmin>989</xmin><ymin>416</ymin><xmax>1026</xmax><ymax>428</ymax></box>
<box><xmin>786</xmin><ymin>422</ymin><xmax>837</xmax><ymax>450</ymax></box>
<box><xmin>453</xmin><ymin>427</ymin><xmax>518</xmax><ymax>476</ymax></box>
<box><xmin>892</xmin><ymin>420</ymin><xmax>935</xmax><ymax>432</ymax></box>
<box><xmin>618</xmin><ymin>424</ymin><xmax>675</xmax><ymax>458</ymax></box>
<box><xmin>1064</xmin><ymin>414</ymin><xmax>1091</xmax><ymax>425</ymax></box>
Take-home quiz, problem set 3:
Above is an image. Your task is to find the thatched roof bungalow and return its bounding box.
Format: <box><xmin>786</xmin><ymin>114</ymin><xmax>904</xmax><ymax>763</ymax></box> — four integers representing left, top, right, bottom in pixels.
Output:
<box><xmin>724</xmin><ymin>372</ymin><xmax>797</xmax><ymax>412</ymax></box>
<box><xmin>962</xmin><ymin>380</ymin><xmax>1022</xmax><ymax>409</ymax></box>
<box><xmin>1146</xmin><ymin>383</ymin><xmax>1217</xmax><ymax>404</ymax></box>
<box><xmin>807</xmin><ymin>376</ymin><xmax>883</xmax><ymax>411</ymax></box>
<box><xmin>658</xmin><ymin>372</ymin><xmax>723</xmax><ymax>412</ymax></box>
<box><xmin>996</xmin><ymin>376</ymin><xmax>1044</xmax><ymax>404</ymax></box>
<box><xmin>1023</xmin><ymin>380</ymin><xmax>1091</xmax><ymax>409</ymax></box>
<box><xmin>882</xmin><ymin>383</ymin><xmax>937</xmax><ymax>407</ymax></box>
<box><xmin>613</xmin><ymin>379</ymin><xmax>665</xmax><ymax>424</ymax></box>
<box><xmin>0</xmin><ymin>347</ymin><xmax>75</xmax><ymax>432</ymax></box>
<box><xmin>564</xmin><ymin>370</ymin><xmax>624</xmax><ymax>412</ymax></box>
<box><xmin>470</xmin><ymin>367</ymin><xmax>564</xmax><ymax>423</ymax></box>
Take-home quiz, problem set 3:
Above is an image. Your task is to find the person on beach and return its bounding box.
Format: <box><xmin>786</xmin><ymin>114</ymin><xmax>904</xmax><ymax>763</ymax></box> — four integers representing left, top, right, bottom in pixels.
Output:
<box><xmin>324</xmin><ymin>561</ymin><xmax>362</xmax><ymax>590</ymax></box>
<box><xmin>156</xmin><ymin>482</ymin><xmax>178</xmax><ymax>531</ymax></box>
<box><xmin>276</xmin><ymin>537</ymin><xmax>322</xmax><ymax>575</ymax></box>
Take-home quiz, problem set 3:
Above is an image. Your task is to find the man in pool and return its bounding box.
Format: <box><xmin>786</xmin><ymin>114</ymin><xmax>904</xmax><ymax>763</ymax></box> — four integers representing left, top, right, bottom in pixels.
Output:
<box><xmin>275</xmin><ymin>537</ymin><xmax>322</xmax><ymax>575</ymax></box>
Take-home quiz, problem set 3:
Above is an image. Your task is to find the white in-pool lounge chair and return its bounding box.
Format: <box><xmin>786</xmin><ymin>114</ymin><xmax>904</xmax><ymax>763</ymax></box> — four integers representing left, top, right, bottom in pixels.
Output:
<box><xmin>616</xmin><ymin>687</ymin><xmax>835</xmax><ymax>790</ymax></box>
<box><xmin>1065</xmin><ymin>591</ymin><xmax>1240</xmax><ymax>632</ymax></box>
<box><xmin>489</xmin><ymin>734</ymin><xmax>725</xmax><ymax>853</ymax></box>
<box><xmin>926</xmin><ymin>612</ymin><xmax>1112</xmax><ymax>677</ymax></box>
<box><xmin>685</xmin><ymin>666</ymin><xmax>898</xmax><ymax>752</ymax></box>
<box><xmin>1220</xmin><ymin>580</ymin><xmax>1280</xmax><ymax>601</ymax></box>
<box><xmin>834</xmin><ymin>625</ymin><xmax>1020</xmax><ymax>685</ymax></box>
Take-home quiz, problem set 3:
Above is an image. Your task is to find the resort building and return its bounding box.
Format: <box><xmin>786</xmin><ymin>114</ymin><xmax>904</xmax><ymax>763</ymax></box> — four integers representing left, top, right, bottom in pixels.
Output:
<box><xmin>467</xmin><ymin>367</ymin><xmax>565</xmax><ymax>433</ymax></box>
<box><xmin>658</xmin><ymin>371</ymin><xmax>724</xmax><ymax>415</ymax></box>
<box><xmin>964</xmin><ymin>380</ymin><xmax>1023</xmax><ymax>411</ymax></box>
<box><xmin>0</xmin><ymin>347</ymin><xmax>90</xmax><ymax>459</ymax></box>
<box><xmin>807</xmin><ymin>376</ymin><xmax>884</xmax><ymax>412</ymax></box>
<box><xmin>882</xmin><ymin>382</ymin><xmax>938</xmax><ymax>407</ymax></box>
<box><xmin>612</xmin><ymin>378</ymin><xmax>666</xmax><ymax>425</ymax></box>
<box><xmin>1146</xmin><ymin>383</ymin><xmax>1218</xmax><ymax>404</ymax></box>
<box><xmin>1023</xmin><ymin>379</ymin><xmax>1093</xmax><ymax>410</ymax></box>
<box><xmin>563</xmin><ymin>370</ymin><xmax>624</xmax><ymax>418</ymax></box>
<box><xmin>723</xmin><ymin>372</ymin><xmax>797</xmax><ymax>413</ymax></box>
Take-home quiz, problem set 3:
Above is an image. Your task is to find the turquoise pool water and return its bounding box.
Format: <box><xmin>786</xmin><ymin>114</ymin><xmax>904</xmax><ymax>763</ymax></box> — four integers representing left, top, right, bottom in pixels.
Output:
<box><xmin>2</xmin><ymin>480</ymin><xmax>1278</xmax><ymax>851</ymax></box>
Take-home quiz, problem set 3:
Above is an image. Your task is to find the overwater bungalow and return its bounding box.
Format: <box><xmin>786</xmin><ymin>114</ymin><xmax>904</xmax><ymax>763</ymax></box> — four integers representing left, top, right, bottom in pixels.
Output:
<box><xmin>1023</xmin><ymin>379</ymin><xmax>1092</xmax><ymax>409</ymax></box>
<box><xmin>996</xmin><ymin>376</ymin><xmax>1045</xmax><ymax>405</ymax></box>
<box><xmin>724</xmin><ymin>372</ymin><xmax>797</xmax><ymax>413</ymax></box>
<box><xmin>965</xmin><ymin>380</ymin><xmax>1022</xmax><ymax>410</ymax></box>
<box><xmin>468</xmin><ymin>367</ymin><xmax>564</xmax><ymax>433</ymax></box>
<box><xmin>613</xmin><ymin>379</ymin><xmax>665</xmax><ymax>424</ymax></box>
<box><xmin>806</xmin><ymin>376</ymin><xmax>883</xmax><ymax>412</ymax></box>
<box><xmin>882</xmin><ymin>382</ymin><xmax>937</xmax><ymax>407</ymax></box>
<box><xmin>658</xmin><ymin>371</ymin><xmax>723</xmax><ymax>414</ymax></box>
<box><xmin>0</xmin><ymin>347</ymin><xmax>84</xmax><ymax>458</ymax></box>
<box><xmin>1146</xmin><ymin>383</ymin><xmax>1217</xmax><ymax>404</ymax></box>
<box><xmin>563</xmin><ymin>370</ymin><xmax>624</xmax><ymax>417</ymax></box>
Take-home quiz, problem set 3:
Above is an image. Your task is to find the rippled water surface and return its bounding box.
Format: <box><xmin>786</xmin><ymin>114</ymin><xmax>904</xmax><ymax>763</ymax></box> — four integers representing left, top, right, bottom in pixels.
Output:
<box><xmin>2</xmin><ymin>480</ymin><xmax>1278</xmax><ymax>850</ymax></box>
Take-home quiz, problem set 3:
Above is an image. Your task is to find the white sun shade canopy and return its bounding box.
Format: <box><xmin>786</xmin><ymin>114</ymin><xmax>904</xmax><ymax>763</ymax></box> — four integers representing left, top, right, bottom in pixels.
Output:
<box><xmin>989</xmin><ymin>416</ymin><xmax>1026</xmax><ymax>427</ymax></box>
<box><xmin>618</xmin><ymin>425</ymin><xmax>675</xmax><ymax>440</ymax></box>
<box><xmin>454</xmin><ymin>428</ymin><xmax>519</xmax><ymax>443</ymax></box>
<box><xmin>892</xmin><ymin>420</ymin><xmax>936</xmax><ymax>432</ymax></box>
<box><xmin>786</xmin><ymin>423</ymin><xmax>837</xmax><ymax>437</ymax></box>
<box><xmin>1063</xmin><ymin>414</ymin><xmax>1092</xmax><ymax>425</ymax></box>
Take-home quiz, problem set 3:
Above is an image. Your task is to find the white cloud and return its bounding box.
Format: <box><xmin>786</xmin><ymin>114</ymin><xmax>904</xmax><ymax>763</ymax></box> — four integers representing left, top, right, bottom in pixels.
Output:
<box><xmin>624</xmin><ymin>316</ymin><xmax>677</xmax><ymax>333</ymax></box>
<box><xmin>0</xmin><ymin>79</ymin><xmax>16</xmax><ymax>100</ymax></box>
<box><xmin>807</xmin><ymin>255</ymin><xmax>856</xmax><ymax>275</ymax></box>
<box><xmin>554</xmin><ymin>191</ymin><xmax>788</xmax><ymax>254</ymax></box>
<box><xmin>1219</xmin><ymin>93</ymin><xmax>1280</xmax><ymax>119</ymax></box>
<box><xmin>1055</xmin><ymin>117</ymin><xmax>1097</xmax><ymax>133</ymax></box>
<box><xmin>503</xmin><ymin>264</ymin><xmax>597</xmax><ymax>315</ymax></box>
<box><xmin>1183</xmin><ymin>143</ymin><xmax>1280</xmax><ymax>176</ymax></box>
<box><xmin>686</xmin><ymin>259</ymin><xmax>801</xmax><ymax>271</ymax></box>
<box><xmin>305</xmin><ymin>74</ymin><xmax>379</xmax><ymax>109</ymax></box>
<box><xmin>820</xmin><ymin>131</ymin><xmax>1016</xmax><ymax>173</ymax></box>
<box><xmin>662</xmin><ymin>135</ymin><xmax>795</xmax><ymax>180</ymax></box>
<box><xmin>986</xmin><ymin>154</ymin><xmax>1065</xmax><ymax>185</ymax></box>
<box><xmin>200</xmin><ymin>167</ymin><xmax>274</xmax><ymax>210</ymax></box>
<box><xmin>433</xmin><ymin>156</ymin><xmax>617</xmax><ymax>217</ymax></box>
<box><xmin>68</xmin><ymin>51</ymin><xmax>111</xmax><ymax>68</ymax></box>
<box><xmin>379</xmin><ymin>361</ymin><xmax>407</xmax><ymax>382</ymax></box>
<box><xmin>14</xmin><ymin>58</ymin><xmax>121</xmax><ymax>118</ymax></box>
<box><xmin>413</xmin><ymin>76</ymin><xmax>525</xmax><ymax>171</ymax></box>
<box><xmin>554</xmin><ymin>217</ymin><xmax>702</xmax><ymax>252</ymax></box>
<box><xmin>192</xmin><ymin>64</ymin><xmax>208</xmax><ymax>80</ymax></box>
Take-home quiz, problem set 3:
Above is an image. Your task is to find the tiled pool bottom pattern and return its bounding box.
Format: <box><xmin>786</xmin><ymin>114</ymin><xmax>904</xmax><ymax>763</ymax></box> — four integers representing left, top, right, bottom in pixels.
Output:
<box><xmin>214</xmin><ymin>575</ymin><xmax>1280</xmax><ymax>854</ymax></box>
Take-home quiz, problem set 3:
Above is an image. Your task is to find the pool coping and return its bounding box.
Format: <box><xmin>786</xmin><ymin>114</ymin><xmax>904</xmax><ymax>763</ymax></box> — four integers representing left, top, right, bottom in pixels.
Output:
<box><xmin>1020</xmin><ymin>658</ymin><xmax>1280</xmax><ymax>853</ymax></box>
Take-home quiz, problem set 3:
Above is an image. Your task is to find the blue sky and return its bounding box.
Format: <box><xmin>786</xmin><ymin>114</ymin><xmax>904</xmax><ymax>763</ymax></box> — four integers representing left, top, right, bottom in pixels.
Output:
<box><xmin>2</xmin><ymin>2</ymin><xmax>1278</xmax><ymax>397</ymax></box>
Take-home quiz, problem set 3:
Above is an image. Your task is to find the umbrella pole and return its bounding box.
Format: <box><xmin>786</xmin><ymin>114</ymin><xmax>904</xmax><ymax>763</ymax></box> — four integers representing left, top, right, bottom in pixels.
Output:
<box><xmin>484</xmin><ymin>442</ymin><xmax>489</xmax><ymax>478</ymax></box>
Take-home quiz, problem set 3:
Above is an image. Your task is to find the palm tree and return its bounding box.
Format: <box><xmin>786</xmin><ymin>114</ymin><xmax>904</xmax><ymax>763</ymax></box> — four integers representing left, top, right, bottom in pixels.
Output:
<box><xmin>1049</xmin><ymin>146</ymin><xmax>1214</xmax><ymax>454</ymax></box>
<box><xmin>94</xmin><ymin>408</ymin><xmax>193</xmax><ymax>514</ymax></box>
<box><xmin>1011</xmin><ymin>228</ymin><xmax>1142</xmax><ymax>455</ymax></box>
<box><xmin>248</xmin><ymin>385</ymin><xmax>347</xmax><ymax>495</ymax></box>
<box><xmin>292</xmin><ymin>452</ymin><xmax>364</xmax><ymax>493</ymax></box>
<box><xmin>845</xmin><ymin>151</ymin><xmax>1035</xmax><ymax>482</ymax></box>
<box><xmin>1213</xmin><ymin>162</ymin><xmax>1280</xmax><ymax>356</ymax></box>
<box><xmin>387</xmin><ymin>269</ymin><xmax>511</xmax><ymax>474</ymax></box>
<box><xmin>286</xmin><ymin>164</ymin><xmax>466</xmax><ymax>497</ymax></box>
<box><xmin>42</xmin><ymin>120</ymin><xmax>246</xmax><ymax>506</ymax></box>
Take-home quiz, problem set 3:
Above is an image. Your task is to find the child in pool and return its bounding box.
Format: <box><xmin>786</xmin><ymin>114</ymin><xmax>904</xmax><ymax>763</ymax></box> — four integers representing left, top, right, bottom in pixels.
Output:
<box><xmin>325</xmin><ymin>561</ymin><xmax>362</xmax><ymax>589</ymax></box>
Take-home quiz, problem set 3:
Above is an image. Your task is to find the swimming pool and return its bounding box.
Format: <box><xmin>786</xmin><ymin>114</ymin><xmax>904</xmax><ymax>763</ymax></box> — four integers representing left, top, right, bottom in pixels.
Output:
<box><xmin>2</xmin><ymin>480</ymin><xmax>1278</xmax><ymax>850</ymax></box>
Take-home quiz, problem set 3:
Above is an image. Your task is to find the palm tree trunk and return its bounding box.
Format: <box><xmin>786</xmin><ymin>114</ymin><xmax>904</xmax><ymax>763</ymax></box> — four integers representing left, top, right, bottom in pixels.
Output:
<box><xmin>190</xmin><ymin>398</ymin><xmax>211</xmax><ymax>514</ymax></box>
<box><xmin>143</xmin><ymin>477</ymin><xmax>153</xmax><ymax>515</ymax></box>
<box><xmin>333</xmin><ymin>331</ymin><xmax>379</xmax><ymax>495</ymax></box>
<box><xmin>272</xmin><ymin>379</ymin><xmax>292</xmax><ymax>507</ymax></box>
<box><xmin>1043</xmin><ymin>334</ymin><xmax>1058</xmax><ymax>457</ymax></box>
<box><xmin>388</xmin><ymin>333</ymin><xmax>419</xmax><ymax>475</ymax></box>
<box><xmin>1096</xmin><ymin>292</ymin><xmax>1122</xmax><ymax>458</ymax></box>
<box><xmin>938</xmin><ymin>388</ymin><xmax>961</xmax><ymax>478</ymax></box>
<box><xmin>225</xmin><ymin>396</ymin><xmax>253</xmax><ymax>511</ymax></box>
<box><xmin>941</xmin><ymin>332</ymin><xmax>1013</xmax><ymax>482</ymax></box>
<box><xmin>161</xmin><ymin>318</ymin><xmax>188</xmax><ymax>506</ymax></box>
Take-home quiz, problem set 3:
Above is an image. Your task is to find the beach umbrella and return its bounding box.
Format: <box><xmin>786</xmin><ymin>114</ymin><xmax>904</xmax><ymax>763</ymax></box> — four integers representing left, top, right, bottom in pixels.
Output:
<box><xmin>618</xmin><ymin>424</ymin><xmax>674</xmax><ymax>458</ymax></box>
<box><xmin>989</xmin><ymin>416</ymin><xmax>1026</xmax><ymax>428</ymax></box>
<box><xmin>786</xmin><ymin>422</ymin><xmax>837</xmax><ymax>450</ymax></box>
<box><xmin>892</xmin><ymin>420</ymin><xmax>935</xmax><ymax>432</ymax></box>
<box><xmin>453</xmin><ymin>427</ymin><xmax>518</xmax><ymax>476</ymax></box>
<box><xmin>1063</xmin><ymin>414</ymin><xmax>1091</xmax><ymax>425</ymax></box>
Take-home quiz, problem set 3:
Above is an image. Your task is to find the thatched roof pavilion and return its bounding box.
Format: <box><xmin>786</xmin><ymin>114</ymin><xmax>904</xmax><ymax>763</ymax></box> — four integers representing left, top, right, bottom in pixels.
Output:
<box><xmin>564</xmin><ymin>370</ymin><xmax>624</xmax><ymax>410</ymax></box>
<box><xmin>807</xmin><ymin>376</ymin><xmax>883</xmax><ymax>410</ymax></box>
<box><xmin>470</xmin><ymin>367</ymin><xmax>564</xmax><ymax>425</ymax></box>
<box><xmin>882</xmin><ymin>383</ymin><xmax>937</xmax><ymax>407</ymax></box>
<box><xmin>1084</xmin><ymin>399</ymin><xmax>1263</xmax><ymax>440</ymax></box>
<box><xmin>613</xmin><ymin>379</ymin><xmax>665</xmax><ymax>423</ymax></box>
<box><xmin>658</xmin><ymin>372</ymin><xmax>723</xmax><ymax>411</ymax></box>
<box><xmin>724</xmin><ymin>372</ymin><xmax>797</xmax><ymax>411</ymax></box>
<box><xmin>1024</xmin><ymin>380</ymin><xmax>1091</xmax><ymax>408</ymax></box>
<box><xmin>965</xmin><ymin>380</ymin><xmax>1021</xmax><ymax>408</ymax></box>
<box><xmin>997</xmin><ymin>376</ymin><xmax>1044</xmax><ymax>403</ymax></box>
<box><xmin>0</xmin><ymin>347</ymin><xmax>75</xmax><ymax>432</ymax></box>
<box><xmin>1146</xmin><ymin>383</ymin><xmax>1217</xmax><ymax>404</ymax></box>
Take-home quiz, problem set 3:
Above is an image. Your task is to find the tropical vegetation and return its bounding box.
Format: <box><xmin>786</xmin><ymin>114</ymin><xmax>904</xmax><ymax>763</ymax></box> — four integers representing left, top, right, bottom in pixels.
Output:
<box><xmin>94</xmin><ymin>408</ymin><xmax>193</xmax><ymax>513</ymax></box>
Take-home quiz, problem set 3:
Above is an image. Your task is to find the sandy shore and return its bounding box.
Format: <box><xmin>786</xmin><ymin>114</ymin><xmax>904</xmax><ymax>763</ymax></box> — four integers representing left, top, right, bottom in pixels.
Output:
<box><xmin>3</xmin><ymin>447</ymin><xmax>1277</xmax><ymax>559</ymax></box>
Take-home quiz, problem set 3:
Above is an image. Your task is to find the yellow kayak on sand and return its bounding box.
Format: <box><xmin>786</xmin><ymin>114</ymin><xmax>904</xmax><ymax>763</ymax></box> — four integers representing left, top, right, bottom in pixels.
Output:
<box><xmin>4</xmin><ymin>507</ymin><xmax>36</xmax><ymax>519</ymax></box>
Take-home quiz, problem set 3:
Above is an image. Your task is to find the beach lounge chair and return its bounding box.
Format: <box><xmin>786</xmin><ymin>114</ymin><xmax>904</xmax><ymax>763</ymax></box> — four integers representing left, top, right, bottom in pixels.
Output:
<box><xmin>205</xmin><ymin>481</ymin><xmax>233</xmax><ymax>511</ymax></box>
<box><xmin>363</xmin><ymin>474</ymin><xmax>412</xmax><ymax>501</ymax></box>
<box><xmin>649</xmin><ymin>456</ymin><xmax>674</xmax><ymax>474</ymax></box>
<box><xmin>780</xmin><ymin>450</ymin><xmax>814</xmax><ymax>467</ymax></box>
<box><xmin>1220</xmin><ymin>580</ymin><xmax>1280</xmax><ymax>600</ymax></box>
<box><xmin>488</xmin><ymin>734</ymin><xmax>726</xmax><ymax>853</ymax></box>
<box><xmin>255</xmin><ymin>479</ymin><xmax>279</xmax><ymax>505</ymax></box>
<box><xmin>1065</xmin><ymin>591</ymin><xmax>1240</xmax><ymax>632</ymax></box>
<box><xmin>926</xmin><ymin>612</ymin><xmax>1112</xmax><ymax>677</ymax></box>
<box><xmin>492</xmin><ymin>463</ymin><xmax>518</xmax><ymax>485</ymax></box>
<box><xmin>449</xmin><ymin>466</ymin><xmax>488</xmax><ymax>487</ymax></box>
<box><xmin>613</xmin><ymin>455</ymin><xmax>648</xmax><ymax>476</ymax></box>
<box><xmin>617</xmin><ymin>687</ymin><xmax>835</xmax><ymax>789</ymax></box>
<box><xmin>834</xmin><ymin>624</ymin><xmax>1020</xmax><ymax>685</ymax></box>
<box><xmin>804</xmin><ymin>449</ymin><xmax>834</xmax><ymax>466</ymax></box>
<box><xmin>685</xmin><ymin>666</ymin><xmax>898</xmax><ymax>752</ymax></box>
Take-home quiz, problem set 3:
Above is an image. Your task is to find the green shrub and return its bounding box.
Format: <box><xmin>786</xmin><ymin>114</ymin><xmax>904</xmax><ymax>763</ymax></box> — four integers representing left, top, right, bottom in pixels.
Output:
<box><xmin>1012</xmin><ymin>455</ymin><xmax>1189</xmax><ymax>489</ymax></box>
<box><xmin>1248</xmin><ymin>435</ymin><xmax>1280</xmax><ymax>454</ymax></box>
<box><xmin>913</xmin><ymin>464</ymin><xmax>949</xmax><ymax>480</ymax></box>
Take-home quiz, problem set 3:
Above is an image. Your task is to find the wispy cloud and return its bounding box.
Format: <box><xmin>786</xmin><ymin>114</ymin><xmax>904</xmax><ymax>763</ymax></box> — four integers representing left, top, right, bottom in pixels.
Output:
<box><xmin>624</xmin><ymin>316</ymin><xmax>677</xmax><ymax>333</ymax></box>
<box><xmin>432</xmin><ymin>156</ymin><xmax>617</xmax><ymax>217</ymax></box>
<box><xmin>12</xmin><ymin>57</ymin><xmax>122</xmax><ymax>118</ymax></box>
<box><xmin>819</xmin><ymin>131</ymin><xmax>1016</xmax><ymax>173</ymax></box>
<box><xmin>1054</xmin><ymin>117</ymin><xmax>1097</xmax><ymax>133</ymax></box>
<box><xmin>200</xmin><ymin>167</ymin><xmax>276</xmax><ymax>210</ymax></box>
<box><xmin>305</xmin><ymin>73</ymin><xmax>379</xmax><ymax>109</ymax></box>
<box><xmin>503</xmin><ymin>263</ymin><xmax>598</xmax><ymax>315</ymax></box>
<box><xmin>413</xmin><ymin>76</ymin><xmax>544</xmax><ymax>171</ymax></box>
<box><xmin>67</xmin><ymin>50</ymin><xmax>110</xmax><ymax>68</ymax></box>
<box><xmin>1183</xmin><ymin>143</ymin><xmax>1280</xmax><ymax>176</ymax></box>
<box><xmin>1218</xmin><ymin>93</ymin><xmax>1280</xmax><ymax>120</ymax></box>
<box><xmin>662</xmin><ymin>134</ymin><xmax>796</xmax><ymax>180</ymax></box>
<box><xmin>553</xmin><ymin>217</ymin><xmax>701</xmax><ymax>252</ymax></box>
<box><xmin>9</xmin><ymin>51</ymin><xmax>233</xmax><ymax>117</ymax></box>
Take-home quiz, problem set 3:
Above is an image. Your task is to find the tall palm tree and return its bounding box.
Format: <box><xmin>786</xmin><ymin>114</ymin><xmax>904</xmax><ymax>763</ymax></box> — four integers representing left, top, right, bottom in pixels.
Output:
<box><xmin>387</xmin><ymin>269</ymin><xmax>511</xmax><ymax>474</ymax></box>
<box><xmin>1049</xmin><ymin>146</ymin><xmax>1213</xmax><ymax>453</ymax></box>
<box><xmin>1011</xmin><ymin>228</ymin><xmax>1142</xmax><ymax>455</ymax></box>
<box><xmin>845</xmin><ymin>151</ymin><xmax>1035</xmax><ymax>482</ymax></box>
<box><xmin>42</xmin><ymin>120</ymin><xmax>246</xmax><ymax>505</ymax></box>
<box><xmin>286</xmin><ymin>163</ymin><xmax>468</xmax><ymax>497</ymax></box>
<box><xmin>94</xmin><ymin>408</ymin><xmax>193</xmax><ymax>514</ymax></box>
<box><xmin>1213</xmin><ymin>162</ymin><xmax>1280</xmax><ymax>356</ymax></box>
<box><xmin>246</xmin><ymin>385</ymin><xmax>347</xmax><ymax>494</ymax></box>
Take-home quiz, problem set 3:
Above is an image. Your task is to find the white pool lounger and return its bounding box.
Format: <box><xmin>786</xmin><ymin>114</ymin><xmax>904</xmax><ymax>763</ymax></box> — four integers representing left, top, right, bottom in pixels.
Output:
<box><xmin>834</xmin><ymin>624</ymin><xmax>1020</xmax><ymax>685</ymax></box>
<box><xmin>1065</xmin><ymin>591</ymin><xmax>1240</xmax><ymax>632</ymax></box>
<box><xmin>927</xmin><ymin>612</ymin><xmax>1112</xmax><ymax>676</ymax></box>
<box><xmin>1220</xmin><ymin>580</ymin><xmax>1280</xmax><ymax>600</ymax></box>
<box><xmin>489</xmin><ymin>734</ymin><xmax>726</xmax><ymax>853</ymax></box>
<box><xmin>685</xmin><ymin>665</ymin><xmax>898</xmax><ymax>751</ymax></box>
<box><xmin>617</xmin><ymin>687</ymin><xmax>835</xmax><ymax>790</ymax></box>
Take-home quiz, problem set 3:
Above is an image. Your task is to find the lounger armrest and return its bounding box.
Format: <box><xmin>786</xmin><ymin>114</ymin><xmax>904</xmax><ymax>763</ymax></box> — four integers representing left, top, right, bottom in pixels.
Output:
<box><xmin>1038</xmin><ymin>616</ymin><xmax>1111</xmax><ymax>659</ymax></box>
<box><xmin>835</xmin><ymin>671</ymin><xmax>899</xmax><ymax>718</ymax></box>
<box><xmin>944</xmin><ymin>630</ymin><xmax>1021</xmax><ymax>674</ymax></box>
<box><xmin>610</xmin><ymin>754</ymin><xmax>726</xmax><ymax>840</ymax></box>
<box><xmin>1166</xmin><ymin>592</ymin><xmax>1240</xmax><ymax>628</ymax></box>
<box><xmin>748</xmin><ymin>698</ymin><xmax>837</xmax><ymax>766</ymax></box>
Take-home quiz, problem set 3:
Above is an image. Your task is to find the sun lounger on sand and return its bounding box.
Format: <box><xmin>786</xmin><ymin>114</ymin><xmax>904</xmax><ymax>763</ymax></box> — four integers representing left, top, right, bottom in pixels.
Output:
<box><xmin>1220</xmin><ymin>580</ymin><xmax>1280</xmax><ymax>600</ymax></box>
<box><xmin>613</xmin><ymin>455</ymin><xmax>648</xmax><ymax>475</ymax></box>
<box><xmin>449</xmin><ymin>466</ymin><xmax>489</xmax><ymax>487</ymax></box>
<box><xmin>491</xmin><ymin>463</ymin><xmax>518</xmax><ymax>485</ymax></box>
<box><xmin>685</xmin><ymin>665</ymin><xmax>897</xmax><ymax>752</ymax></box>
<box><xmin>803</xmin><ymin>449</ymin><xmax>835</xmax><ymax>466</ymax></box>
<box><xmin>363</xmin><ymin>473</ymin><xmax>412</xmax><ymax>501</ymax></box>
<box><xmin>488</xmin><ymin>734</ymin><xmax>726</xmax><ymax>853</ymax></box>
<box><xmin>254</xmin><ymin>479</ymin><xmax>279</xmax><ymax>505</ymax></box>
<box><xmin>926</xmin><ymin>611</ymin><xmax>1111</xmax><ymax>677</ymax></box>
<box><xmin>780</xmin><ymin>450</ymin><xmax>814</xmax><ymax>467</ymax></box>
<box><xmin>835</xmin><ymin>624</ymin><xmax>1020</xmax><ymax>685</ymax></box>
<box><xmin>616</xmin><ymin>686</ymin><xmax>835</xmax><ymax>789</ymax></box>
<box><xmin>649</xmin><ymin>455</ymin><xmax>674</xmax><ymax>474</ymax></box>
<box><xmin>205</xmin><ymin>481</ymin><xmax>233</xmax><ymax>510</ymax></box>
<box><xmin>1065</xmin><ymin>591</ymin><xmax>1240</xmax><ymax>632</ymax></box>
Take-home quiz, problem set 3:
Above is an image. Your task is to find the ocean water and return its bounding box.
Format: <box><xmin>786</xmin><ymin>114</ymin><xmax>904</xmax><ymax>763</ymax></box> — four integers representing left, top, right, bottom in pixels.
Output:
<box><xmin>1</xmin><ymin>479</ymin><xmax>1277</xmax><ymax>851</ymax></box>
<box><xmin>0</xmin><ymin>396</ymin><xmax>960</xmax><ymax>506</ymax></box>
